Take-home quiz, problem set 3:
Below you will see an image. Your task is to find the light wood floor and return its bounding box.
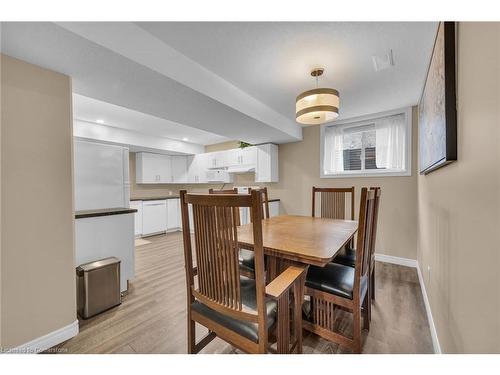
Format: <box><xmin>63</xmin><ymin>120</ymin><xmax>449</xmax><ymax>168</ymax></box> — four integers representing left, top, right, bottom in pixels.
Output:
<box><xmin>55</xmin><ymin>232</ymin><xmax>433</xmax><ymax>354</ymax></box>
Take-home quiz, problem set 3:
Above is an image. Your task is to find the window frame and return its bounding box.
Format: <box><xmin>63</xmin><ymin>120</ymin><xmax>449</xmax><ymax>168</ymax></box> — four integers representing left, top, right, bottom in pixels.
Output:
<box><xmin>320</xmin><ymin>107</ymin><xmax>412</xmax><ymax>178</ymax></box>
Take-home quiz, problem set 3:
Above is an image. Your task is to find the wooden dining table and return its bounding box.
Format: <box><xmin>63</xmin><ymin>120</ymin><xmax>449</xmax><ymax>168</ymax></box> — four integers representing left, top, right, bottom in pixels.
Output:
<box><xmin>237</xmin><ymin>214</ymin><xmax>358</xmax><ymax>353</ymax></box>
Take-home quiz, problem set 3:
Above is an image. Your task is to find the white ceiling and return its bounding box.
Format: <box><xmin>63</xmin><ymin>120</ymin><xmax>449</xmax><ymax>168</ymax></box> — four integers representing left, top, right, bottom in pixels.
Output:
<box><xmin>137</xmin><ymin>22</ymin><xmax>438</xmax><ymax>120</ymax></box>
<box><xmin>73</xmin><ymin>94</ymin><xmax>229</xmax><ymax>145</ymax></box>
<box><xmin>1</xmin><ymin>22</ymin><xmax>438</xmax><ymax>146</ymax></box>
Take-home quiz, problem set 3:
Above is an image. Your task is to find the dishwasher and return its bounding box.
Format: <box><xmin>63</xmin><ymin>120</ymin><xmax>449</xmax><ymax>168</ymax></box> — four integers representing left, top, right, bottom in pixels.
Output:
<box><xmin>142</xmin><ymin>199</ymin><xmax>167</xmax><ymax>236</ymax></box>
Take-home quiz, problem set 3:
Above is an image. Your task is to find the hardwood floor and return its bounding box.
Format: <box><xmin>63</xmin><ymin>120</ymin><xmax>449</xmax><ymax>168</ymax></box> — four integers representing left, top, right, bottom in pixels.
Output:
<box><xmin>55</xmin><ymin>232</ymin><xmax>433</xmax><ymax>354</ymax></box>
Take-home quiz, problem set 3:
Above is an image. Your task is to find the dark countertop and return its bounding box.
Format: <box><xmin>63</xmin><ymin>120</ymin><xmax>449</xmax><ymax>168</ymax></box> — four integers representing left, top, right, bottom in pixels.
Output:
<box><xmin>75</xmin><ymin>207</ymin><xmax>138</xmax><ymax>219</ymax></box>
<box><xmin>130</xmin><ymin>196</ymin><xmax>179</xmax><ymax>201</ymax></box>
<box><xmin>130</xmin><ymin>196</ymin><xmax>280</xmax><ymax>203</ymax></box>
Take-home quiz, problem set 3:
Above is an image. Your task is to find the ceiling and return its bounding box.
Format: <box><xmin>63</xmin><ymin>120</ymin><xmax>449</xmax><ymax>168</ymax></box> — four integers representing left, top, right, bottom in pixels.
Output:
<box><xmin>73</xmin><ymin>94</ymin><xmax>229</xmax><ymax>145</ymax></box>
<box><xmin>1</xmin><ymin>22</ymin><xmax>438</xmax><ymax>146</ymax></box>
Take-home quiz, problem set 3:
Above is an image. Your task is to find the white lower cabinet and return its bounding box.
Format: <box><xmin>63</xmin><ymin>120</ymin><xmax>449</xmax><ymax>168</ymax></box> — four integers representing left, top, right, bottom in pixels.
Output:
<box><xmin>167</xmin><ymin>198</ymin><xmax>181</xmax><ymax>231</ymax></box>
<box><xmin>130</xmin><ymin>201</ymin><xmax>143</xmax><ymax>237</ymax></box>
<box><xmin>142</xmin><ymin>200</ymin><xmax>167</xmax><ymax>236</ymax></box>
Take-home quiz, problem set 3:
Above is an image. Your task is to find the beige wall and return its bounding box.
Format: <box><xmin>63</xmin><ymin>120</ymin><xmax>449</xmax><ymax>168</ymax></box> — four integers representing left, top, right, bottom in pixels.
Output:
<box><xmin>1</xmin><ymin>55</ymin><xmax>76</xmax><ymax>348</ymax></box>
<box><xmin>417</xmin><ymin>23</ymin><xmax>500</xmax><ymax>353</ymax></box>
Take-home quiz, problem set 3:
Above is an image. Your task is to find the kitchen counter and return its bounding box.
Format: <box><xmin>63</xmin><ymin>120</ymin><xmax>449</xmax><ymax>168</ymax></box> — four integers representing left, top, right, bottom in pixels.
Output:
<box><xmin>130</xmin><ymin>196</ymin><xmax>280</xmax><ymax>202</ymax></box>
<box><xmin>130</xmin><ymin>196</ymin><xmax>179</xmax><ymax>201</ymax></box>
<box><xmin>75</xmin><ymin>207</ymin><xmax>138</xmax><ymax>219</ymax></box>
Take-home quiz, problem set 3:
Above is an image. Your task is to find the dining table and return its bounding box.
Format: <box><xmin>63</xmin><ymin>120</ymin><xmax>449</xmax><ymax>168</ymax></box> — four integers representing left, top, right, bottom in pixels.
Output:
<box><xmin>237</xmin><ymin>214</ymin><xmax>358</xmax><ymax>353</ymax></box>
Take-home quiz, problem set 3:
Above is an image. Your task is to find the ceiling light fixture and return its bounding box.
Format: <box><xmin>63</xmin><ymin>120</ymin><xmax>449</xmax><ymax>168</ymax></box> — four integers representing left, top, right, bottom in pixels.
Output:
<box><xmin>295</xmin><ymin>68</ymin><xmax>339</xmax><ymax>126</ymax></box>
<box><xmin>182</xmin><ymin>137</ymin><xmax>189</xmax><ymax>142</ymax></box>
<box><xmin>96</xmin><ymin>119</ymin><xmax>105</xmax><ymax>124</ymax></box>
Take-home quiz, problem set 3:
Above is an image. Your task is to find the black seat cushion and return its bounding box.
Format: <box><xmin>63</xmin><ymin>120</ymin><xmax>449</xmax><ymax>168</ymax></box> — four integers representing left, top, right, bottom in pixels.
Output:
<box><xmin>332</xmin><ymin>246</ymin><xmax>356</xmax><ymax>268</ymax></box>
<box><xmin>191</xmin><ymin>276</ymin><xmax>277</xmax><ymax>343</ymax></box>
<box><xmin>239</xmin><ymin>249</ymin><xmax>255</xmax><ymax>273</ymax></box>
<box><xmin>306</xmin><ymin>262</ymin><xmax>368</xmax><ymax>301</ymax></box>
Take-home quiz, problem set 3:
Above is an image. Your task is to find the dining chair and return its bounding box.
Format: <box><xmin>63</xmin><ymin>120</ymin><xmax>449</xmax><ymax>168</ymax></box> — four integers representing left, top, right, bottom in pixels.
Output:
<box><xmin>181</xmin><ymin>190</ymin><xmax>305</xmax><ymax>353</ymax></box>
<box><xmin>332</xmin><ymin>187</ymin><xmax>381</xmax><ymax>302</ymax></box>
<box><xmin>312</xmin><ymin>186</ymin><xmax>356</xmax><ymax>257</ymax></box>
<box><xmin>208</xmin><ymin>187</ymin><xmax>254</xmax><ymax>278</ymax></box>
<box><xmin>303</xmin><ymin>187</ymin><xmax>376</xmax><ymax>353</ymax></box>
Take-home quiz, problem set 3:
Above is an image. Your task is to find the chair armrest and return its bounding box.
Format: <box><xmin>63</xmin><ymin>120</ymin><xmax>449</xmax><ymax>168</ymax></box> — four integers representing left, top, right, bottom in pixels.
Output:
<box><xmin>266</xmin><ymin>265</ymin><xmax>307</xmax><ymax>299</ymax></box>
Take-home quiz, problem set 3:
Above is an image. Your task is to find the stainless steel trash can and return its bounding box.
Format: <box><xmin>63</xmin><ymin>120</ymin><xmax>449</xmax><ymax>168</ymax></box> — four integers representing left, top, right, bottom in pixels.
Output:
<box><xmin>76</xmin><ymin>257</ymin><xmax>121</xmax><ymax>319</ymax></box>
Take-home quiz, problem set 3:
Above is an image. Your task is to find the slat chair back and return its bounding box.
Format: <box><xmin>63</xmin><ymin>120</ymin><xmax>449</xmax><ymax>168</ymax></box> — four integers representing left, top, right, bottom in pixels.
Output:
<box><xmin>353</xmin><ymin>188</ymin><xmax>377</xmax><ymax>286</ymax></box>
<box><xmin>369</xmin><ymin>187</ymin><xmax>381</xmax><ymax>263</ymax></box>
<box><xmin>208</xmin><ymin>188</ymin><xmax>241</xmax><ymax>226</ymax></box>
<box><xmin>180</xmin><ymin>190</ymin><xmax>268</xmax><ymax>352</ymax></box>
<box><xmin>248</xmin><ymin>187</ymin><xmax>270</xmax><ymax>220</ymax></box>
<box><xmin>312</xmin><ymin>186</ymin><xmax>355</xmax><ymax>220</ymax></box>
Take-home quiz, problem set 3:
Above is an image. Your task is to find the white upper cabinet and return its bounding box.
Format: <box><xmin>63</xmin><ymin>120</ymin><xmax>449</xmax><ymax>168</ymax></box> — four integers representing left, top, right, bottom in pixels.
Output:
<box><xmin>206</xmin><ymin>151</ymin><xmax>226</xmax><ymax>169</ymax></box>
<box><xmin>171</xmin><ymin>156</ymin><xmax>188</xmax><ymax>183</ymax></box>
<box><xmin>136</xmin><ymin>152</ymin><xmax>172</xmax><ymax>184</ymax></box>
<box><xmin>226</xmin><ymin>147</ymin><xmax>257</xmax><ymax>167</ymax></box>
<box><xmin>255</xmin><ymin>144</ymin><xmax>279</xmax><ymax>183</ymax></box>
<box><xmin>136</xmin><ymin>143</ymin><xmax>278</xmax><ymax>184</ymax></box>
<box><xmin>187</xmin><ymin>154</ymin><xmax>208</xmax><ymax>183</ymax></box>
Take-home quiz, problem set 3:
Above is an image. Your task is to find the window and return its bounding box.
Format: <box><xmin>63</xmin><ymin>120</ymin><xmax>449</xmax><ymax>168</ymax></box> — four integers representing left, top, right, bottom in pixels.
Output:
<box><xmin>321</xmin><ymin>108</ymin><xmax>411</xmax><ymax>177</ymax></box>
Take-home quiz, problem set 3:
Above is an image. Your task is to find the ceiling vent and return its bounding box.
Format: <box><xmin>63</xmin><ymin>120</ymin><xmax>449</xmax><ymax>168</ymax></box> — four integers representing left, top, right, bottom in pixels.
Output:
<box><xmin>372</xmin><ymin>50</ymin><xmax>395</xmax><ymax>72</ymax></box>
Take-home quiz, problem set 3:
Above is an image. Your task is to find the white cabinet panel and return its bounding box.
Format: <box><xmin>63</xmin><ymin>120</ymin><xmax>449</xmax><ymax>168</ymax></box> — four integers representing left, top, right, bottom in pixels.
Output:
<box><xmin>74</xmin><ymin>140</ymin><xmax>129</xmax><ymax>210</ymax></box>
<box><xmin>142</xmin><ymin>200</ymin><xmax>167</xmax><ymax>235</ymax></box>
<box><xmin>75</xmin><ymin>214</ymin><xmax>134</xmax><ymax>292</ymax></box>
<box><xmin>225</xmin><ymin>147</ymin><xmax>257</xmax><ymax>168</ymax></box>
<box><xmin>206</xmin><ymin>151</ymin><xmax>225</xmax><ymax>169</ymax></box>
<box><xmin>187</xmin><ymin>154</ymin><xmax>207</xmax><ymax>183</ymax></box>
<box><xmin>256</xmin><ymin>144</ymin><xmax>279</xmax><ymax>183</ymax></box>
<box><xmin>136</xmin><ymin>152</ymin><xmax>172</xmax><ymax>184</ymax></box>
<box><xmin>167</xmin><ymin>198</ymin><xmax>180</xmax><ymax>231</ymax></box>
<box><xmin>171</xmin><ymin>156</ymin><xmax>188</xmax><ymax>183</ymax></box>
<box><xmin>130</xmin><ymin>201</ymin><xmax>143</xmax><ymax>237</ymax></box>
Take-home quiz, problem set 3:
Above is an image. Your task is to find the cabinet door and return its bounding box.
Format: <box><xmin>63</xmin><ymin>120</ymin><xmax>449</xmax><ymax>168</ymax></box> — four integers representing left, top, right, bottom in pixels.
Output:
<box><xmin>171</xmin><ymin>156</ymin><xmax>187</xmax><ymax>183</ymax></box>
<box><xmin>256</xmin><ymin>144</ymin><xmax>278</xmax><ymax>182</ymax></box>
<box><xmin>241</xmin><ymin>147</ymin><xmax>257</xmax><ymax>166</ymax></box>
<box><xmin>158</xmin><ymin>155</ymin><xmax>172</xmax><ymax>183</ymax></box>
<box><xmin>142</xmin><ymin>200</ymin><xmax>167</xmax><ymax>235</ymax></box>
<box><xmin>136</xmin><ymin>153</ymin><xmax>172</xmax><ymax>183</ymax></box>
<box><xmin>167</xmin><ymin>198</ymin><xmax>180</xmax><ymax>230</ymax></box>
<box><xmin>130</xmin><ymin>201</ymin><xmax>143</xmax><ymax>236</ymax></box>
<box><xmin>225</xmin><ymin>149</ymin><xmax>240</xmax><ymax>167</ymax></box>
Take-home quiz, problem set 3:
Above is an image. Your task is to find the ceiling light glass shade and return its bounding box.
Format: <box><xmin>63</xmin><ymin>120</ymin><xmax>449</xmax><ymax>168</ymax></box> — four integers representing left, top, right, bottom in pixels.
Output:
<box><xmin>295</xmin><ymin>88</ymin><xmax>339</xmax><ymax>125</ymax></box>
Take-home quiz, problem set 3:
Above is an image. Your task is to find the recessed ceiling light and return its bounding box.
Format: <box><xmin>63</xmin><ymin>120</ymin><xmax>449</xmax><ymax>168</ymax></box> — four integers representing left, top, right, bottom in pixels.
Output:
<box><xmin>182</xmin><ymin>137</ymin><xmax>189</xmax><ymax>142</ymax></box>
<box><xmin>96</xmin><ymin>119</ymin><xmax>105</xmax><ymax>124</ymax></box>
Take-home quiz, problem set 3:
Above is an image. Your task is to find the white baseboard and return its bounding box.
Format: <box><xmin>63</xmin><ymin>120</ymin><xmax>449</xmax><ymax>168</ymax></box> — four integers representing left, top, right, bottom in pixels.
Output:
<box><xmin>374</xmin><ymin>253</ymin><xmax>417</xmax><ymax>268</ymax></box>
<box><xmin>416</xmin><ymin>263</ymin><xmax>442</xmax><ymax>354</ymax></box>
<box><xmin>6</xmin><ymin>320</ymin><xmax>79</xmax><ymax>354</ymax></box>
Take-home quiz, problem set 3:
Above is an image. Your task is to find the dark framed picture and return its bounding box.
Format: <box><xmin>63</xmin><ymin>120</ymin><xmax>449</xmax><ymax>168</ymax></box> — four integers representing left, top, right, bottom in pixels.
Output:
<box><xmin>419</xmin><ymin>22</ymin><xmax>457</xmax><ymax>175</ymax></box>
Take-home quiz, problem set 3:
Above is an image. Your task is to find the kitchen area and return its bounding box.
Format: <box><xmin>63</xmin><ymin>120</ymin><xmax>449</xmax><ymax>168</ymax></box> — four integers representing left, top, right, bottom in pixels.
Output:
<box><xmin>74</xmin><ymin>136</ymin><xmax>281</xmax><ymax>311</ymax></box>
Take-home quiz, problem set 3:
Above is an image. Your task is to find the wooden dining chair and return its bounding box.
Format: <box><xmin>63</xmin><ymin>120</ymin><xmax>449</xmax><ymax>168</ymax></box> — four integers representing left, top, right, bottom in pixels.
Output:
<box><xmin>181</xmin><ymin>190</ymin><xmax>305</xmax><ymax>353</ymax></box>
<box><xmin>303</xmin><ymin>188</ymin><xmax>376</xmax><ymax>353</ymax></box>
<box><xmin>368</xmin><ymin>187</ymin><xmax>381</xmax><ymax>301</ymax></box>
<box><xmin>208</xmin><ymin>187</ymin><xmax>254</xmax><ymax>278</ymax></box>
<box><xmin>312</xmin><ymin>186</ymin><xmax>356</xmax><ymax>260</ymax></box>
<box><xmin>332</xmin><ymin>187</ymin><xmax>381</xmax><ymax>303</ymax></box>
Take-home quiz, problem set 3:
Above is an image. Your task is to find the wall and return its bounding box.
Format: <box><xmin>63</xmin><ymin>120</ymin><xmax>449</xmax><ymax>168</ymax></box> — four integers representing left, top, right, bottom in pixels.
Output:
<box><xmin>417</xmin><ymin>23</ymin><xmax>500</xmax><ymax>353</ymax></box>
<box><xmin>1</xmin><ymin>54</ymin><xmax>76</xmax><ymax>349</ymax></box>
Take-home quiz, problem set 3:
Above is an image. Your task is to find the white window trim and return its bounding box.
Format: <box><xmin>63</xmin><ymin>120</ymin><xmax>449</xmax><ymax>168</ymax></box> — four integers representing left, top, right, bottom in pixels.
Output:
<box><xmin>320</xmin><ymin>107</ymin><xmax>412</xmax><ymax>178</ymax></box>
